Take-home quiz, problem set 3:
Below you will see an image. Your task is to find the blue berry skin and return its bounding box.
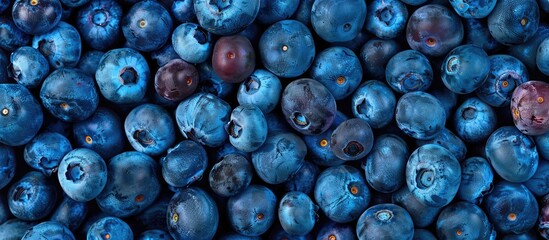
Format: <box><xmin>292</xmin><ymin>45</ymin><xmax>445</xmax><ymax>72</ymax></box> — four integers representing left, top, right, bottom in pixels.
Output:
<box><xmin>76</xmin><ymin>0</ymin><xmax>123</xmax><ymax>51</ymax></box>
<box><xmin>226</xmin><ymin>105</ymin><xmax>267</xmax><ymax>152</ymax></box>
<box><xmin>302</xmin><ymin>113</ymin><xmax>347</xmax><ymax>167</ymax></box>
<box><xmin>268</xmin><ymin>223</ymin><xmax>313</xmax><ymax>240</ymax></box>
<box><xmin>503</xmin><ymin>231</ymin><xmax>539</xmax><ymax>240</ymax></box>
<box><xmin>385</xmin><ymin>50</ymin><xmax>433</xmax><ymax>94</ymax></box>
<box><xmin>219</xmin><ymin>233</ymin><xmax>261</xmax><ymax>240</ymax></box>
<box><xmin>483</xmin><ymin>182</ymin><xmax>538</xmax><ymax>234</ymax></box>
<box><xmin>0</xmin><ymin>0</ymin><xmax>8</xmax><ymax>14</ymax></box>
<box><xmin>96</xmin><ymin>151</ymin><xmax>160</xmax><ymax>218</ymax></box>
<box><xmin>259</xmin><ymin>20</ymin><xmax>315</xmax><ymax>78</ymax></box>
<box><xmin>209</xmin><ymin>153</ymin><xmax>253</xmax><ymax>197</ymax></box>
<box><xmin>441</xmin><ymin>44</ymin><xmax>491</xmax><ymax>94</ymax></box>
<box><xmin>213</xmin><ymin>142</ymin><xmax>251</xmax><ymax>162</ymax></box>
<box><xmin>0</xmin><ymin>17</ymin><xmax>30</xmax><ymax>52</ymax></box>
<box><xmin>197</xmin><ymin>62</ymin><xmax>236</xmax><ymax>99</ymax></box>
<box><xmin>132</xmin><ymin>196</ymin><xmax>170</xmax><ymax>232</ymax></box>
<box><xmin>538</xmin><ymin>38</ymin><xmax>549</xmax><ymax>76</ymax></box>
<box><xmin>77</xmin><ymin>50</ymin><xmax>104</xmax><ymax>76</ymax></box>
<box><xmin>316</xmin><ymin>220</ymin><xmax>357</xmax><ymax>240</ymax></box>
<box><xmin>310</xmin><ymin>46</ymin><xmax>362</xmax><ymax>100</ymax></box>
<box><xmin>0</xmin><ymin>194</ymin><xmax>8</xmax><ymax>225</ymax></box>
<box><xmin>509</xmin><ymin>24</ymin><xmax>549</xmax><ymax>70</ymax></box>
<box><xmin>87</xmin><ymin>217</ymin><xmax>133</xmax><ymax>240</ymax></box>
<box><xmin>32</xmin><ymin>21</ymin><xmax>82</xmax><ymax>69</ymax></box>
<box><xmin>400</xmin><ymin>0</ymin><xmax>428</xmax><ymax>5</ymax></box>
<box><xmin>352</xmin><ymin>80</ymin><xmax>396</xmax><ymax>129</ymax></box>
<box><xmin>61</xmin><ymin>0</ymin><xmax>89</xmax><ymax>7</ymax></box>
<box><xmin>167</xmin><ymin>187</ymin><xmax>218</xmax><ymax>240</ymax></box>
<box><xmin>356</xmin><ymin>203</ymin><xmax>414</xmax><ymax>240</ymax></box>
<box><xmin>283</xmin><ymin>160</ymin><xmax>320</xmax><ymax>195</ymax></box>
<box><xmin>194</xmin><ymin>0</ymin><xmax>260</xmax><ymax>36</ymax></box>
<box><xmin>172</xmin><ymin>23</ymin><xmax>211</xmax><ymax>64</ymax></box>
<box><xmin>359</xmin><ymin>39</ymin><xmax>400</xmax><ymax>80</ymax></box>
<box><xmin>12</xmin><ymin>0</ymin><xmax>62</xmax><ymax>35</ymax></box>
<box><xmin>8</xmin><ymin>46</ymin><xmax>49</xmax><ymax>89</ymax></box>
<box><xmin>476</xmin><ymin>55</ymin><xmax>529</xmax><ymax>107</ymax></box>
<box><xmin>485</xmin><ymin>126</ymin><xmax>539</xmax><ymax>183</ymax></box>
<box><xmin>314</xmin><ymin>165</ymin><xmax>370</xmax><ymax>223</ymax></box>
<box><xmin>21</xmin><ymin>221</ymin><xmax>75</xmax><ymax>240</ymax></box>
<box><xmin>416</xmin><ymin>128</ymin><xmax>467</xmax><ymax>162</ymax></box>
<box><xmin>40</xmin><ymin>68</ymin><xmax>99</xmax><ymax>122</ymax></box>
<box><xmin>457</xmin><ymin>157</ymin><xmax>494</xmax><ymax>205</ymax></box>
<box><xmin>396</xmin><ymin>91</ymin><xmax>446</xmax><ymax>140</ymax></box>
<box><xmin>311</xmin><ymin>0</ymin><xmax>366</xmax><ymax>42</ymax></box>
<box><xmin>524</xmin><ymin>159</ymin><xmax>549</xmax><ymax>197</ymax></box>
<box><xmin>171</xmin><ymin>0</ymin><xmax>195</xmax><ymax>23</ymax></box>
<box><xmin>57</xmin><ymin>148</ymin><xmax>107</xmax><ymax>202</ymax></box>
<box><xmin>536</xmin><ymin>131</ymin><xmax>549</xmax><ymax>160</ymax></box>
<box><xmin>463</xmin><ymin>18</ymin><xmax>502</xmax><ymax>53</ymax></box>
<box><xmin>449</xmin><ymin>0</ymin><xmax>497</xmax><ymax>18</ymax></box>
<box><xmin>175</xmin><ymin>92</ymin><xmax>231</xmax><ymax>147</ymax></box>
<box><xmin>50</xmin><ymin>195</ymin><xmax>89</xmax><ymax>231</ymax></box>
<box><xmin>278</xmin><ymin>191</ymin><xmax>318</xmax><ymax>235</ymax></box>
<box><xmin>138</xmin><ymin>229</ymin><xmax>173</xmax><ymax>240</ymax></box>
<box><xmin>95</xmin><ymin>48</ymin><xmax>150</xmax><ymax>104</ymax></box>
<box><xmin>0</xmin><ymin>84</ymin><xmax>43</xmax><ymax>146</ymax></box>
<box><xmin>252</xmin><ymin>131</ymin><xmax>306</xmax><ymax>184</ymax></box>
<box><xmin>0</xmin><ymin>145</ymin><xmax>16</xmax><ymax>190</ymax></box>
<box><xmin>237</xmin><ymin>69</ymin><xmax>282</xmax><ymax>114</ymax></box>
<box><xmin>392</xmin><ymin>186</ymin><xmax>443</xmax><ymax>228</ymax></box>
<box><xmin>453</xmin><ymin>97</ymin><xmax>497</xmax><ymax>143</ymax></box>
<box><xmin>406</xmin><ymin>144</ymin><xmax>461</xmax><ymax>208</ymax></box>
<box><xmin>292</xmin><ymin>0</ymin><xmax>314</xmax><ymax>26</ymax></box>
<box><xmin>0</xmin><ymin>219</ymin><xmax>37</xmax><ymax>240</ymax></box>
<box><xmin>365</xmin><ymin>0</ymin><xmax>408</xmax><ymax>39</ymax></box>
<box><xmin>227</xmin><ymin>184</ymin><xmax>276</xmax><ymax>237</ymax></box>
<box><xmin>72</xmin><ymin>107</ymin><xmax>125</xmax><ymax>160</ymax></box>
<box><xmin>330</xmin><ymin>118</ymin><xmax>374</xmax><ymax>161</ymax></box>
<box><xmin>257</xmin><ymin>0</ymin><xmax>299</xmax><ymax>25</ymax></box>
<box><xmin>8</xmin><ymin>171</ymin><xmax>57</xmax><ymax>221</ymax></box>
<box><xmin>428</xmin><ymin>85</ymin><xmax>460</xmax><ymax>120</ymax></box>
<box><xmin>150</xmin><ymin>43</ymin><xmax>179</xmax><ymax>67</ymax></box>
<box><xmin>23</xmin><ymin>132</ymin><xmax>72</xmax><ymax>176</ymax></box>
<box><xmin>436</xmin><ymin>201</ymin><xmax>494</xmax><ymax>240</ymax></box>
<box><xmin>281</xmin><ymin>78</ymin><xmax>337</xmax><ymax>135</ymax></box>
<box><xmin>122</xmin><ymin>0</ymin><xmax>173</xmax><ymax>52</ymax></box>
<box><xmin>413</xmin><ymin>229</ymin><xmax>437</xmax><ymax>240</ymax></box>
<box><xmin>366</xmin><ymin>134</ymin><xmax>409</xmax><ymax>194</ymax></box>
<box><xmin>487</xmin><ymin>0</ymin><xmax>539</xmax><ymax>46</ymax></box>
<box><xmin>329</xmin><ymin>28</ymin><xmax>370</xmax><ymax>52</ymax></box>
<box><xmin>124</xmin><ymin>103</ymin><xmax>175</xmax><ymax>156</ymax></box>
<box><xmin>161</xmin><ymin>140</ymin><xmax>208</xmax><ymax>188</ymax></box>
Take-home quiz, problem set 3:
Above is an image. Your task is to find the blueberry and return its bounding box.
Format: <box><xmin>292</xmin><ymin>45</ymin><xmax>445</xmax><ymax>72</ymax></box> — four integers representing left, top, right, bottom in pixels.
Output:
<box><xmin>436</xmin><ymin>201</ymin><xmax>494</xmax><ymax>240</ymax></box>
<box><xmin>316</xmin><ymin>220</ymin><xmax>357</xmax><ymax>240</ymax></box>
<box><xmin>124</xmin><ymin>103</ymin><xmax>176</xmax><ymax>156</ymax></box>
<box><xmin>302</xmin><ymin>112</ymin><xmax>347</xmax><ymax>167</ymax></box>
<box><xmin>441</xmin><ymin>44</ymin><xmax>490</xmax><ymax>94</ymax></box>
<box><xmin>61</xmin><ymin>0</ymin><xmax>89</xmax><ymax>7</ymax></box>
<box><xmin>416</xmin><ymin>128</ymin><xmax>467</xmax><ymax>162</ymax></box>
<box><xmin>314</xmin><ymin>165</ymin><xmax>370</xmax><ymax>223</ymax></box>
<box><xmin>453</xmin><ymin>97</ymin><xmax>498</xmax><ymax>143</ymax></box>
<box><xmin>138</xmin><ymin>229</ymin><xmax>173</xmax><ymax>240</ymax></box>
<box><xmin>0</xmin><ymin>145</ymin><xmax>16</xmax><ymax>190</ymax></box>
<box><xmin>392</xmin><ymin>186</ymin><xmax>442</xmax><ymax>228</ymax></box>
<box><xmin>21</xmin><ymin>221</ymin><xmax>75</xmax><ymax>240</ymax></box>
<box><xmin>523</xmin><ymin>159</ymin><xmax>549</xmax><ymax>197</ymax></box>
<box><xmin>0</xmin><ymin>84</ymin><xmax>43</xmax><ymax>146</ymax></box>
<box><xmin>194</xmin><ymin>0</ymin><xmax>260</xmax><ymax>36</ymax></box>
<box><xmin>237</xmin><ymin>69</ymin><xmax>282</xmax><ymax>114</ymax></box>
<box><xmin>132</xmin><ymin>196</ymin><xmax>170</xmax><ymax>232</ymax></box>
<box><xmin>122</xmin><ymin>0</ymin><xmax>173</xmax><ymax>52</ymax></box>
<box><xmin>167</xmin><ymin>187</ymin><xmax>218</xmax><ymax>240</ymax></box>
<box><xmin>23</xmin><ymin>132</ymin><xmax>72</xmax><ymax>176</ymax></box>
<box><xmin>212</xmin><ymin>34</ymin><xmax>256</xmax><ymax>83</ymax></box>
<box><xmin>77</xmin><ymin>50</ymin><xmax>104</xmax><ymax>76</ymax></box>
<box><xmin>12</xmin><ymin>0</ymin><xmax>63</xmax><ymax>35</ymax></box>
<box><xmin>171</xmin><ymin>0</ymin><xmax>195</xmax><ymax>23</ymax></box>
<box><xmin>268</xmin><ymin>223</ymin><xmax>313</xmax><ymax>240</ymax></box>
<box><xmin>365</xmin><ymin>134</ymin><xmax>409</xmax><ymax>193</ymax></box>
<box><xmin>540</xmin><ymin>195</ymin><xmax>549</xmax><ymax>239</ymax></box>
<box><xmin>536</xmin><ymin>131</ymin><xmax>549</xmax><ymax>160</ymax></box>
<box><xmin>172</xmin><ymin>22</ymin><xmax>212</xmax><ymax>64</ymax></box>
<box><xmin>487</xmin><ymin>0</ymin><xmax>540</xmax><ymax>45</ymax></box>
<box><xmin>227</xmin><ymin>184</ymin><xmax>277</xmax><ymax>236</ymax></box>
<box><xmin>457</xmin><ymin>157</ymin><xmax>494</xmax><ymax>205</ymax></box>
<box><xmin>50</xmin><ymin>195</ymin><xmax>89</xmax><ymax>231</ymax></box>
<box><xmin>330</xmin><ymin>118</ymin><xmax>374</xmax><ymax>161</ymax></box>
<box><xmin>385</xmin><ymin>50</ymin><xmax>433</xmax><ymax>94</ymax></box>
<box><xmin>76</xmin><ymin>0</ymin><xmax>123</xmax><ymax>51</ymax></box>
<box><xmin>0</xmin><ymin>17</ymin><xmax>30</xmax><ymax>52</ymax></box>
<box><xmin>283</xmin><ymin>160</ymin><xmax>320</xmax><ymax>195</ymax></box>
<box><xmin>87</xmin><ymin>217</ymin><xmax>133</xmax><ymax>240</ymax></box>
<box><xmin>395</xmin><ymin>91</ymin><xmax>446</xmax><ymax>140</ymax></box>
<box><xmin>226</xmin><ymin>104</ymin><xmax>267</xmax><ymax>152</ymax></box>
<box><xmin>292</xmin><ymin>0</ymin><xmax>314</xmax><ymax>26</ymax></box>
<box><xmin>311</xmin><ymin>0</ymin><xmax>367</xmax><ymax>42</ymax></box>
<box><xmin>511</xmin><ymin>81</ymin><xmax>549</xmax><ymax>135</ymax></box>
<box><xmin>463</xmin><ymin>18</ymin><xmax>502</xmax><ymax>53</ymax></box>
<box><xmin>365</xmin><ymin>0</ymin><xmax>408</xmax><ymax>39</ymax></box>
<box><xmin>209</xmin><ymin>153</ymin><xmax>253</xmax><ymax>197</ymax></box>
<box><xmin>359</xmin><ymin>39</ymin><xmax>401</xmax><ymax>80</ymax></box>
<box><xmin>8</xmin><ymin>46</ymin><xmax>49</xmax><ymax>89</ymax></box>
<box><xmin>485</xmin><ymin>126</ymin><xmax>538</xmax><ymax>183</ymax></box>
<box><xmin>57</xmin><ymin>148</ymin><xmax>107</xmax><ymax>202</ymax></box>
<box><xmin>154</xmin><ymin>59</ymin><xmax>199</xmax><ymax>102</ymax></box>
<box><xmin>352</xmin><ymin>80</ymin><xmax>396</xmax><ymax>129</ymax></box>
<box><xmin>278</xmin><ymin>191</ymin><xmax>318</xmax><ymax>235</ymax></box>
<box><xmin>509</xmin><ymin>24</ymin><xmax>549</xmax><ymax>69</ymax></box>
<box><xmin>537</xmin><ymin>38</ymin><xmax>549</xmax><ymax>75</ymax></box>
<box><xmin>356</xmin><ymin>203</ymin><xmax>414</xmax><ymax>240</ymax></box>
<box><xmin>449</xmin><ymin>0</ymin><xmax>497</xmax><ymax>18</ymax></box>
<box><xmin>413</xmin><ymin>229</ymin><xmax>437</xmax><ymax>240</ymax></box>
<box><xmin>32</xmin><ymin>21</ymin><xmax>82</xmax><ymax>69</ymax></box>
<box><xmin>8</xmin><ymin>171</ymin><xmax>57</xmax><ymax>221</ymax></box>
<box><xmin>161</xmin><ymin>140</ymin><xmax>208</xmax><ymax>188</ymax></box>
<box><xmin>197</xmin><ymin>61</ymin><xmax>237</xmax><ymax>99</ymax></box>
<box><xmin>150</xmin><ymin>43</ymin><xmax>179</xmax><ymax>68</ymax></box>
<box><xmin>0</xmin><ymin>219</ymin><xmax>37</xmax><ymax>240</ymax></box>
<box><xmin>213</xmin><ymin>142</ymin><xmax>251</xmax><ymax>162</ymax></box>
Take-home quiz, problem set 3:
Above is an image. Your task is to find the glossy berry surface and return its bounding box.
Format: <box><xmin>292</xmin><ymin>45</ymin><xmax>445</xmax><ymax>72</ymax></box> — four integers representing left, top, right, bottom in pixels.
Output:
<box><xmin>226</xmin><ymin>104</ymin><xmax>267</xmax><ymax>152</ymax></box>
<box><xmin>12</xmin><ymin>0</ymin><xmax>63</xmax><ymax>35</ymax></box>
<box><xmin>436</xmin><ymin>201</ymin><xmax>494</xmax><ymax>240</ymax></box>
<box><xmin>8</xmin><ymin>46</ymin><xmax>49</xmax><ymax>89</ymax></box>
<box><xmin>32</xmin><ymin>21</ymin><xmax>82</xmax><ymax>69</ymax></box>
<box><xmin>278</xmin><ymin>191</ymin><xmax>317</xmax><ymax>235</ymax></box>
<box><xmin>487</xmin><ymin>0</ymin><xmax>540</xmax><ymax>46</ymax></box>
<box><xmin>330</xmin><ymin>118</ymin><xmax>374</xmax><ymax>161</ymax></box>
<box><xmin>87</xmin><ymin>216</ymin><xmax>133</xmax><ymax>240</ymax></box>
<box><xmin>167</xmin><ymin>187</ymin><xmax>218</xmax><ymax>240</ymax></box>
<box><xmin>453</xmin><ymin>97</ymin><xmax>497</xmax><ymax>143</ymax></box>
<box><xmin>121</xmin><ymin>0</ymin><xmax>173</xmax><ymax>52</ymax></box>
<box><xmin>510</xmin><ymin>81</ymin><xmax>549</xmax><ymax>135</ymax></box>
<box><xmin>385</xmin><ymin>49</ymin><xmax>433</xmax><ymax>94</ymax></box>
<box><xmin>365</xmin><ymin>0</ymin><xmax>408</xmax><ymax>39</ymax></box>
<box><xmin>449</xmin><ymin>0</ymin><xmax>497</xmax><ymax>18</ymax></box>
<box><xmin>476</xmin><ymin>55</ymin><xmax>529</xmax><ymax>107</ymax></box>
<box><xmin>395</xmin><ymin>91</ymin><xmax>446</xmax><ymax>140</ymax></box>
<box><xmin>212</xmin><ymin>35</ymin><xmax>255</xmax><ymax>84</ymax></box>
<box><xmin>236</xmin><ymin>69</ymin><xmax>282</xmax><ymax>114</ymax></box>
<box><xmin>441</xmin><ymin>44</ymin><xmax>490</xmax><ymax>94</ymax></box>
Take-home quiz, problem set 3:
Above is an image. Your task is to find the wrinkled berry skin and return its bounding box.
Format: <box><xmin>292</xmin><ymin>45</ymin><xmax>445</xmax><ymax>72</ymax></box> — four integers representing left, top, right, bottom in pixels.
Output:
<box><xmin>457</xmin><ymin>157</ymin><xmax>494</xmax><ymax>205</ymax></box>
<box><xmin>259</xmin><ymin>20</ymin><xmax>315</xmax><ymax>78</ymax></box>
<box><xmin>209</xmin><ymin>153</ymin><xmax>252</xmax><ymax>197</ymax></box>
<box><xmin>21</xmin><ymin>221</ymin><xmax>75</xmax><ymax>240</ymax></box>
<box><xmin>365</xmin><ymin>0</ymin><xmax>408</xmax><ymax>39</ymax></box>
<box><xmin>172</xmin><ymin>22</ymin><xmax>211</xmax><ymax>64</ymax></box>
<box><xmin>213</xmin><ymin>35</ymin><xmax>255</xmax><ymax>83</ymax></box>
<box><xmin>96</xmin><ymin>151</ymin><xmax>161</xmax><ymax>218</ymax></box>
<box><xmin>352</xmin><ymin>80</ymin><xmax>396</xmax><ymax>129</ymax></box>
<box><xmin>441</xmin><ymin>44</ymin><xmax>490</xmax><ymax>94</ymax></box>
<box><xmin>227</xmin><ymin>184</ymin><xmax>277</xmax><ymax>237</ymax></box>
<box><xmin>366</xmin><ymin>134</ymin><xmax>409</xmax><ymax>193</ymax></box>
<box><xmin>281</xmin><ymin>78</ymin><xmax>337</xmax><ymax>135</ymax></box>
<box><xmin>330</xmin><ymin>118</ymin><xmax>374</xmax><ymax>161</ymax></box>
<box><xmin>77</xmin><ymin>0</ymin><xmax>122</xmax><ymax>51</ymax></box>
<box><xmin>416</xmin><ymin>128</ymin><xmax>467</xmax><ymax>162</ymax></box>
<box><xmin>385</xmin><ymin>50</ymin><xmax>433</xmax><ymax>94</ymax></box>
<box><xmin>0</xmin><ymin>84</ymin><xmax>43</xmax><ymax>146</ymax></box>
<box><xmin>436</xmin><ymin>201</ymin><xmax>494</xmax><ymax>240</ymax></box>
<box><xmin>50</xmin><ymin>195</ymin><xmax>89</xmax><ymax>231</ymax></box>
<box><xmin>359</xmin><ymin>39</ymin><xmax>401</xmax><ymax>80</ymax></box>
<box><xmin>175</xmin><ymin>92</ymin><xmax>231</xmax><ymax>147</ymax></box>
<box><xmin>454</xmin><ymin>97</ymin><xmax>497</xmax><ymax>143</ymax></box>
<box><xmin>226</xmin><ymin>104</ymin><xmax>267</xmax><ymax>152</ymax></box>
<box><xmin>396</xmin><ymin>91</ymin><xmax>446</xmax><ymax>140</ymax></box>
<box><xmin>392</xmin><ymin>187</ymin><xmax>442</xmax><ymax>228</ymax></box>
<box><xmin>278</xmin><ymin>191</ymin><xmax>317</xmax><ymax>235</ymax></box>
<box><xmin>485</xmin><ymin>126</ymin><xmax>539</xmax><ymax>183</ymax></box>
<box><xmin>125</xmin><ymin>104</ymin><xmax>175</xmax><ymax>156</ymax></box>
<box><xmin>524</xmin><ymin>160</ymin><xmax>549</xmax><ymax>197</ymax></box>
<box><xmin>449</xmin><ymin>0</ymin><xmax>497</xmax><ymax>18</ymax></box>
<box><xmin>167</xmin><ymin>187</ymin><xmax>218</xmax><ymax>240</ymax></box>
<box><xmin>0</xmin><ymin>17</ymin><xmax>30</xmax><ymax>52</ymax></box>
<box><xmin>237</xmin><ymin>69</ymin><xmax>282</xmax><ymax>114</ymax></box>
<box><xmin>12</xmin><ymin>0</ymin><xmax>62</xmax><ymax>35</ymax></box>
<box><xmin>483</xmin><ymin>182</ymin><xmax>538</xmax><ymax>234</ymax></box>
<box><xmin>40</xmin><ymin>68</ymin><xmax>99</xmax><ymax>122</ymax></box>
<box><xmin>487</xmin><ymin>0</ymin><xmax>540</xmax><ymax>46</ymax></box>
<box><xmin>406</xmin><ymin>4</ymin><xmax>464</xmax><ymax>57</ymax></box>
<box><xmin>155</xmin><ymin>59</ymin><xmax>199</xmax><ymax>102</ymax></box>
<box><xmin>476</xmin><ymin>55</ymin><xmax>529</xmax><ymax>107</ymax></box>
<box><xmin>122</xmin><ymin>0</ymin><xmax>173</xmax><ymax>52</ymax></box>
<box><xmin>0</xmin><ymin>145</ymin><xmax>15</xmax><ymax>190</ymax></box>
<box><xmin>32</xmin><ymin>21</ymin><xmax>82</xmax><ymax>69</ymax></box>
<box><xmin>356</xmin><ymin>203</ymin><xmax>414</xmax><ymax>240</ymax></box>
<box><xmin>8</xmin><ymin>171</ymin><xmax>57</xmax><ymax>221</ymax></box>
<box><xmin>194</xmin><ymin>0</ymin><xmax>260</xmax><ymax>36</ymax></box>
<box><xmin>314</xmin><ymin>165</ymin><xmax>370</xmax><ymax>223</ymax></box>
<box><xmin>311</xmin><ymin>0</ymin><xmax>366</xmax><ymax>42</ymax></box>
<box><xmin>8</xmin><ymin>46</ymin><xmax>50</xmax><ymax>89</ymax></box>
<box><xmin>161</xmin><ymin>140</ymin><xmax>208</xmax><ymax>188</ymax></box>
<box><xmin>511</xmin><ymin>81</ymin><xmax>549</xmax><ymax>136</ymax></box>
<box><xmin>87</xmin><ymin>217</ymin><xmax>133</xmax><ymax>240</ymax></box>
<box><xmin>252</xmin><ymin>131</ymin><xmax>306</xmax><ymax>184</ymax></box>
<box><xmin>57</xmin><ymin>148</ymin><xmax>107</xmax><ymax>202</ymax></box>
<box><xmin>406</xmin><ymin>144</ymin><xmax>461</xmax><ymax>208</ymax></box>
<box><xmin>24</xmin><ymin>132</ymin><xmax>72</xmax><ymax>176</ymax></box>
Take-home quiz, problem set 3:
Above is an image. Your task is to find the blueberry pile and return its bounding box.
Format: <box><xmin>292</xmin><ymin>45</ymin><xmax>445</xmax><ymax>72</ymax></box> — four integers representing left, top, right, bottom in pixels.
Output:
<box><xmin>2</xmin><ymin>0</ymin><xmax>549</xmax><ymax>239</ymax></box>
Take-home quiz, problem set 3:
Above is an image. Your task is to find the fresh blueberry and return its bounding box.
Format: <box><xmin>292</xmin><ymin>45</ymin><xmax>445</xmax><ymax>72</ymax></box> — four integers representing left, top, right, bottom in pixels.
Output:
<box><xmin>237</xmin><ymin>69</ymin><xmax>282</xmax><ymax>114</ymax></box>
<box><xmin>213</xmin><ymin>142</ymin><xmax>251</xmax><ymax>162</ymax></box>
<box><xmin>132</xmin><ymin>196</ymin><xmax>170</xmax><ymax>232</ymax></box>
<box><xmin>463</xmin><ymin>18</ymin><xmax>502</xmax><ymax>53</ymax></box>
<box><xmin>23</xmin><ymin>131</ymin><xmax>72</xmax><ymax>176</ymax></box>
<box><xmin>441</xmin><ymin>44</ymin><xmax>490</xmax><ymax>94</ymax></box>
<box><xmin>278</xmin><ymin>191</ymin><xmax>318</xmax><ymax>235</ymax></box>
<box><xmin>61</xmin><ymin>0</ymin><xmax>89</xmax><ymax>7</ymax></box>
<box><xmin>268</xmin><ymin>223</ymin><xmax>313</xmax><ymax>240</ymax></box>
<box><xmin>167</xmin><ymin>187</ymin><xmax>218</xmax><ymax>240</ymax></box>
<box><xmin>316</xmin><ymin>220</ymin><xmax>357</xmax><ymax>240</ymax></box>
<box><xmin>21</xmin><ymin>221</ymin><xmax>75</xmax><ymax>240</ymax></box>
<box><xmin>219</xmin><ymin>232</ymin><xmax>261</xmax><ymax>240</ymax></box>
<box><xmin>510</xmin><ymin>81</ymin><xmax>549</xmax><ymax>135</ymax></box>
<box><xmin>32</xmin><ymin>21</ymin><xmax>82</xmax><ymax>69</ymax></box>
<box><xmin>212</xmin><ymin>34</ymin><xmax>256</xmax><ymax>83</ymax></box>
<box><xmin>540</xmin><ymin>195</ymin><xmax>549</xmax><ymax>239</ymax></box>
<box><xmin>138</xmin><ymin>229</ymin><xmax>173</xmax><ymax>240</ymax></box>
<box><xmin>0</xmin><ymin>17</ymin><xmax>30</xmax><ymax>52</ymax></box>
<box><xmin>12</xmin><ymin>0</ymin><xmax>63</xmax><ymax>35</ymax></box>
<box><xmin>8</xmin><ymin>46</ymin><xmax>49</xmax><ymax>89</ymax></box>
<box><xmin>395</xmin><ymin>91</ymin><xmax>446</xmax><ymax>140</ymax></box>
<box><xmin>330</xmin><ymin>118</ymin><xmax>374</xmax><ymax>161</ymax></box>
<box><xmin>256</xmin><ymin>0</ymin><xmax>299</xmax><ymax>25</ymax></box>
<box><xmin>291</xmin><ymin>0</ymin><xmax>314</xmax><ymax>26</ymax></box>
<box><xmin>57</xmin><ymin>148</ymin><xmax>107</xmax><ymax>202</ymax></box>
<box><xmin>283</xmin><ymin>160</ymin><xmax>320</xmax><ymax>195</ymax></box>
<box><xmin>87</xmin><ymin>216</ymin><xmax>133</xmax><ymax>240</ymax></box>
<box><xmin>385</xmin><ymin>49</ymin><xmax>433</xmax><ymax>93</ymax></box>
<box><xmin>453</xmin><ymin>97</ymin><xmax>497</xmax><ymax>143</ymax></box>
<box><xmin>226</xmin><ymin>104</ymin><xmax>267</xmax><ymax>152</ymax></box>
<box><xmin>50</xmin><ymin>194</ymin><xmax>89</xmax><ymax>231</ymax></box>
<box><xmin>392</xmin><ymin>186</ymin><xmax>442</xmax><ymax>228</ymax></box>
<box><xmin>302</xmin><ymin>113</ymin><xmax>347</xmax><ymax>167</ymax></box>
<box><xmin>0</xmin><ymin>145</ymin><xmax>16</xmax><ymax>190</ymax></box>
<box><xmin>194</xmin><ymin>0</ymin><xmax>260</xmax><ymax>35</ymax></box>
<box><xmin>429</xmin><ymin>85</ymin><xmax>460</xmax><ymax>117</ymax></box>
<box><xmin>413</xmin><ymin>229</ymin><xmax>437</xmax><ymax>240</ymax></box>
<box><xmin>509</xmin><ymin>24</ymin><xmax>549</xmax><ymax>70</ymax></box>
<box><xmin>8</xmin><ymin>171</ymin><xmax>57</xmax><ymax>221</ymax></box>
<box><xmin>227</xmin><ymin>184</ymin><xmax>277</xmax><ymax>236</ymax></box>
<box><xmin>365</xmin><ymin>0</ymin><xmax>408</xmax><ymax>39</ymax></box>
<box><xmin>0</xmin><ymin>219</ymin><xmax>37</xmax><ymax>240</ymax></box>
<box><xmin>124</xmin><ymin>103</ymin><xmax>175</xmax><ymax>156</ymax></box>
<box><xmin>457</xmin><ymin>157</ymin><xmax>494</xmax><ymax>204</ymax></box>
<box><xmin>172</xmin><ymin>22</ymin><xmax>211</xmax><ymax>64</ymax></box>
<box><xmin>77</xmin><ymin>50</ymin><xmax>104</xmax><ymax>76</ymax></box>
<box><xmin>76</xmin><ymin>0</ymin><xmax>123</xmax><ymax>51</ymax></box>
<box><xmin>416</xmin><ymin>128</ymin><xmax>467</xmax><ymax>161</ymax></box>
<box><xmin>311</xmin><ymin>0</ymin><xmax>367</xmax><ymax>42</ymax></box>
<box><xmin>0</xmin><ymin>84</ymin><xmax>43</xmax><ymax>146</ymax></box>
<box><xmin>538</xmin><ymin>38</ymin><xmax>549</xmax><ymax>75</ymax></box>
<box><xmin>161</xmin><ymin>140</ymin><xmax>208</xmax><ymax>188</ymax></box>
<box><xmin>487</xmin><ymin>0</ymin><xmax>540</xmax><ymax>45</ymax></box>
<box><xmin>352</xmin><ymin>80</ymin><xmax>396</xmax><ymax>129</ymax></box>
<box><xmin>197</xmin><ymin>61</ymin><xmax>237</xmax><ymax>99</ymax></box>
<box><xmin>171</xmin><ymin>0</ymin><xmax>195</xmax><ymax>23</ymax></box>
<box><xmin>400</xmin><ymin>0</ymin><xmax>428</xmax><ymax>5</ymax></box>
<box><xmin>436</xmin><ymin>201</ymin><xmax>494</xmax><ymax>240</ymax></box>
<box><xmin>209</xmin><ymin>153</ymin><xmax>253</xmax><ymax>197</ymax></box>
<box><xmin>122</xmin><ymin>0</ymin><xmax>173</xmax><ymax>52</ymax></box>
<box><xmin>359</xmin><ymin>39</ymin><xmax>400</xmax><ymax>80</ymax></box>
<box><xmin>449</xmin><ymin>0</ymin><xmax>497</xmax><ymax>18</ymax></box>
<box><xmin>524</xmin><ymin>160</ymin><xmax>549</xmax><ymax>197</ymax></box>
<box><xmin>356</xmin><ymin>203</ymin><xmax>414</xmax><ymax>240</ymax></box>
<box><xmin>154</xmin><ymin>58</ymin><xmax>199</xmax><ymax>102</ymax></box>
<box><xmin>365</xmin><ymin>134</ymin><xmax>409</xmax><ymax>193</ymax></box>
